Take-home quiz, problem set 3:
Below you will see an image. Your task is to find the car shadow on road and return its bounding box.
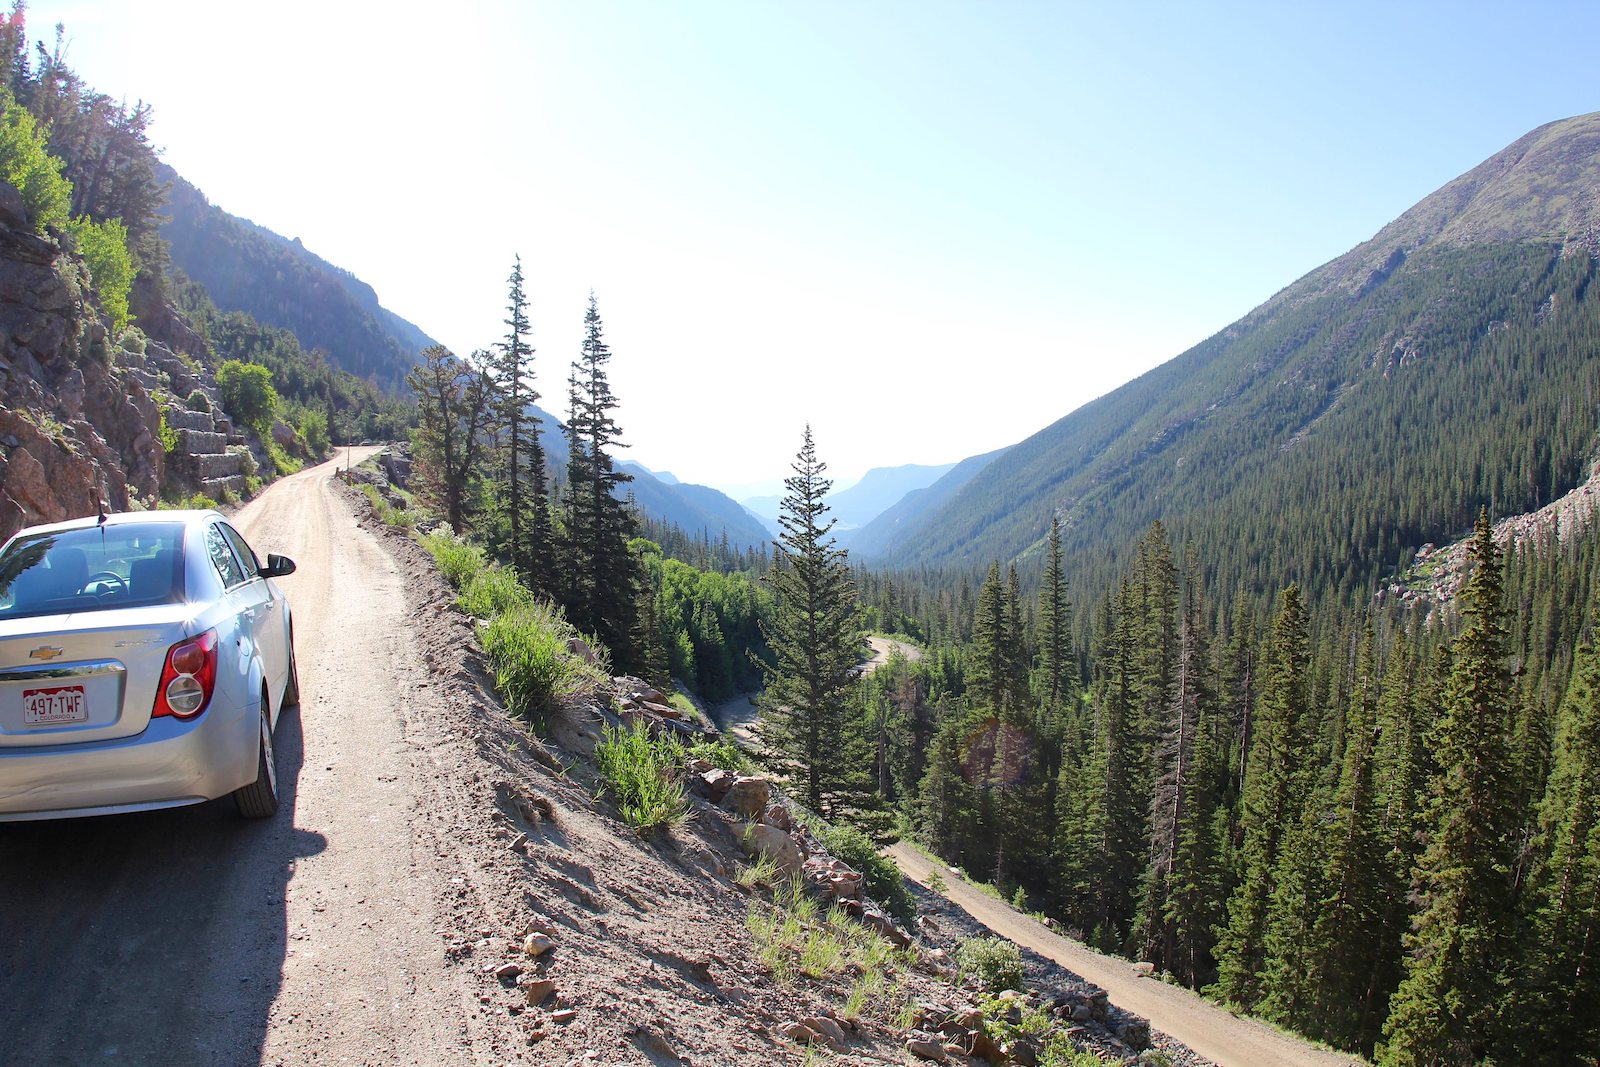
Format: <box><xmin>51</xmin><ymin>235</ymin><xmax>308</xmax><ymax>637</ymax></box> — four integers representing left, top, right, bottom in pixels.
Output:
<box><xmin>0</xmin><ymin>700</ymin><xmax>323</xmax><ymax>1067</ymax></box>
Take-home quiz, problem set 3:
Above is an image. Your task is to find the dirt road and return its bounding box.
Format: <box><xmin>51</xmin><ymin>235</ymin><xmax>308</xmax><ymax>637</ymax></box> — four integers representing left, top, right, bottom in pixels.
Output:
<box><xmin>0</xmin><ymin>451</ymin><xmax>521</xmax><ymax>1066</ymax></box>
<box><xmin>886</xmin><ymin>844</ymin><xmax>1365</xmax><ymax>1067</ymax></box>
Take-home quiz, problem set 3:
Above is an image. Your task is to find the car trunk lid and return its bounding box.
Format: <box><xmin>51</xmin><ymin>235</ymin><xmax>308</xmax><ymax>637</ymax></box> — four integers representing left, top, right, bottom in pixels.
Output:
<box><xmin>0</xmin><ymin>605</ymin><xmax>197</xmax><ymax>748</ymax></box>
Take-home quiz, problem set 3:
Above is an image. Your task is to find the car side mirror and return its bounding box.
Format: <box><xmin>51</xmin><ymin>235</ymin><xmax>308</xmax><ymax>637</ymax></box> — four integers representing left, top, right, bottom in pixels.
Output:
<box><xmin>262</xmin><ymin>554</ymin><xmax>297</xmax><ymax>578</ymax></box>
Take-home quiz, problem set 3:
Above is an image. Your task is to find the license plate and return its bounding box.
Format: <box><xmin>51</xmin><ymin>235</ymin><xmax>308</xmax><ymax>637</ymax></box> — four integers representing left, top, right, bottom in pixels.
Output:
<box><xmin>23</xmin><ymin>685</ymin><xmax>88</xmax><ymax>725</ymax></box>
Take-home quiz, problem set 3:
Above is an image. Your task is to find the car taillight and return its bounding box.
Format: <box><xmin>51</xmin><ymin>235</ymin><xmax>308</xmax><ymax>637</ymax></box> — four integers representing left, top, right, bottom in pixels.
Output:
<box><xmin>153</xmin><ymin>629</ymin><xmax>219</xmax><ymax>720</ymax></box>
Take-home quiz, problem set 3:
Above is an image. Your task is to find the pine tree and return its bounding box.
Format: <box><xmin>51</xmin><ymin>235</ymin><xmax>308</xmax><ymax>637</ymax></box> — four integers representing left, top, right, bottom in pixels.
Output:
<box><xmin>969</xmin><ymin>562</ymin><xmax>1011</xmax><ymax>719</ymax></box>
<box><xmin>1291</xmin><ymin>619</ymin><xmax>1392</xmax><ymax>1052</ymax></box>
<box><xmin>487</xmin><ymin>256</ymin><xmax>553</xmax><ymax>590</ymax></box>
<box><xmin>1381</xmin><ymin>510</ymin><xmax>1520</xmax><ymax>1066</ymax></box>
<box><xmin>1038</xmin><ymin>515</ymin><xmax>1073</xmax><ymax>717</ymax></box>
<box><xmin>562</xmin><ymin>293</ymin><xmax>637</xmax><ymax>662</ymax></box>
<box><xmin>1141</xmin><ymin>553</ymin><xmax>1221</xmax><ymax>982</ymax></box>
<box><xmin>1080</xmin><ymin>579</ymin><xmax>1145</xmax><ymax>950</ymax></box>
<box><xmin>1513</xmin><ymin>616</ymin><xmax>1600</xmax><ymax>1065</ymax></box>
<box><xmin>758</xmin><ymin>427</ymin><xmax>864</xmax><ymax>815</ymax></box>
<box><xmin>1213</xmin><ymin>584</ymin><xmax>1311</xmax><ymax>1010</ymax></box>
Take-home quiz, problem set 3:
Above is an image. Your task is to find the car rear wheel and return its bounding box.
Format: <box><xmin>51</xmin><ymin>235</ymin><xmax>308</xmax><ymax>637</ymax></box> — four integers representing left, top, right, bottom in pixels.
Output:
<box><xmin>233</xmin><ymin>692</ymin><xmax>279</xmax><ymax>818</ymax></box>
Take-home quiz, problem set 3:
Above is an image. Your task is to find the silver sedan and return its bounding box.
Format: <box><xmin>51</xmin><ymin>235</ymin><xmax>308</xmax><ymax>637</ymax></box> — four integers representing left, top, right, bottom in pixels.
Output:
<box><xmin>0</xmin><ymin>510</ymin><xmax>298</xmax><ymax>820</ymax></box>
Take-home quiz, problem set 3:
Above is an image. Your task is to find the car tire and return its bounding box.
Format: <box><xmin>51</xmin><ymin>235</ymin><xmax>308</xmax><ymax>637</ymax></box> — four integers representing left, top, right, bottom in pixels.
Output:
<box><xmin>283</xmin><ymin>633</ymin><xmax>301</xmax><ymax>710</ymax></box>
<box><xmin>233</xmin><ymin>693</ymin><xmax>279</xmax><ymax>818</ymax></box>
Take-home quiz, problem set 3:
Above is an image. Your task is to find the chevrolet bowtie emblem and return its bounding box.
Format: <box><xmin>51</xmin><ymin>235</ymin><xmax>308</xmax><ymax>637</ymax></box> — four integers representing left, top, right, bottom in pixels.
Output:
<box><xmin>28</xmin><ymin>646</ymin><xmax>64</xmax><ymax>661</ymax></box>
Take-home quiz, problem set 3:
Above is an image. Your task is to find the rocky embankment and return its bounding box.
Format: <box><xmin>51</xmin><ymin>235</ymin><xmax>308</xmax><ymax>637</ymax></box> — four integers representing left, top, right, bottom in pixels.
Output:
<box><xmin>0</xmin><ymin>181</ymin><xmax>163</xmax><ymax>538</ymax></box>
<box><xmin>0</xmin><ymin>178</ymin><xmax>263</xmax><ymax>541</ymax></box>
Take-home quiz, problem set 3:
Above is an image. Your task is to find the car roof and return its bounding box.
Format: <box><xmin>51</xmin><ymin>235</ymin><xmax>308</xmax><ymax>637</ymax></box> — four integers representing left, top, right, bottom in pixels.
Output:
<box><xmin>6</xmin><ymin>510</ymin><xmax>225</xmax><ymax>540</ymax></box>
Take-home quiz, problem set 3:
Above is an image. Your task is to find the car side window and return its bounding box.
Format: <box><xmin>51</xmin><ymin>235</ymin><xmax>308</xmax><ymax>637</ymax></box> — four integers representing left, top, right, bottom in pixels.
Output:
<box><xmin>220</xmin><ymin>523</ymin><xmax>261</xmax><ymax>580</ymax></box>
<box><xmin>205</xmin><ymin>524</ymin><xmax>247</xmax><ymax>588</ymax></box>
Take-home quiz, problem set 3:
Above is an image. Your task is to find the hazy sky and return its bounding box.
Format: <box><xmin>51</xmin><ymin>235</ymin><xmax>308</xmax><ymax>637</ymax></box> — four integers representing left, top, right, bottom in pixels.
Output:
<box><xmin>23</xmin><ymin>1</ymin><xmax>1600</xmax><ymax>497</ymax></box>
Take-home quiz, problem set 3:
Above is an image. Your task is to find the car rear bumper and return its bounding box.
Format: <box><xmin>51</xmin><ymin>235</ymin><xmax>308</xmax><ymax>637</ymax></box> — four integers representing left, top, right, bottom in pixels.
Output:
<box><xmin>0</xmin><ymin>695</ymin><xmax>258</xmax><ymax>821</ymax></box>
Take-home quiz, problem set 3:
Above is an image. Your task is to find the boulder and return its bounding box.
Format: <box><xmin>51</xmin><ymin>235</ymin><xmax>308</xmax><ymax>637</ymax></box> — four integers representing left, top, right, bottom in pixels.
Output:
<box><xmin>905</xmin><ymin>1035</ymin><xmax>948</xmax><ymax>1062</ymax></box>
<box><xmin>719</xmin><ymin>775</ymin><xmax>770</xmax><ymax>819</ymax></box>
<box><xmin>700</xmin><ymin>768</ymin><xmax>735</xmax><ymax>803</ymax></box>
<box><xmin>744</xmin><ymin>822</ymin><xmax>803</xmax><ymax>876</ymax></box>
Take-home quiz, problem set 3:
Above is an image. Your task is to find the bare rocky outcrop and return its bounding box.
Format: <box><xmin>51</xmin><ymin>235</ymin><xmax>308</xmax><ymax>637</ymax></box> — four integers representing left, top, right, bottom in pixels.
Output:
<box><xmin>1380</xmin><ymin>456</ymin><xmax>1600</xmax><ymax>619</ymax></box>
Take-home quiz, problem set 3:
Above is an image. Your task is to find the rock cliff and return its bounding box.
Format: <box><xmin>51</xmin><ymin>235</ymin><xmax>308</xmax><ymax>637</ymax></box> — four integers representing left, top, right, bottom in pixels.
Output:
<box><xmin>0</xmin><ymin>179</ymin><xmax>239</xmax><ymax>542</ymax></box>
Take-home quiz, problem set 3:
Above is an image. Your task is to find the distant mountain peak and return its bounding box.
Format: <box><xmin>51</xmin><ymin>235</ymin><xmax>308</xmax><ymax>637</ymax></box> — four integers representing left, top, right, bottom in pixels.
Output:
<box><xmin>1309</xmin><ymin>111</ymin><xmax>1600</xmax><ymax>300</ymax></box>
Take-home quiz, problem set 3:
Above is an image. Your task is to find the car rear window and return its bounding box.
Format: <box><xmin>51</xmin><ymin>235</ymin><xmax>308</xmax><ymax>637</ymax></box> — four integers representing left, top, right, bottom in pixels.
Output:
<box><xmin>0</xmin><ymin>523</ymin><xmax>186</xmax><ymax>620</ymax></box>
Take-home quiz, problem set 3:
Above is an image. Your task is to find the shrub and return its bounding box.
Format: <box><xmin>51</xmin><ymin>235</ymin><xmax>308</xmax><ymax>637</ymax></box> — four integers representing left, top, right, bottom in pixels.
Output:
<box><xmin>158</xmin><ymin>491</ymin><xmax>218</xmax><ymax>511</ymax></box>
<box><xmin>481</xmin><ymin>599</ymin><xmax>603</xmax><ymax>725</ymax></box>
<box><xmin>217</xmin><ymin>359</ymin><xmax>278</xmax><ymax>433</ymax></box>
<box><xmin>686</xmin><ymin>735</ymin><xmax>751</xmax><ymax>775</ymax></box>
<box><xmin>821</xmin><ymin>823</ymin><xmax>916</xmax><ymax>922</ymax></box>
<box><xmin>185</xmin><ymin>390</ymin><xmax>212</xmax><ymax>413</ymax></box>
<box><xmin>267</xmin><ymin>440</ymin><xmax>303</xmax><ymax>477</ymax></box>
<box><xmin>227</xmin><ymin>443</ymin><xmax>258</xmax><ymax>478</ymax></box>
<box><xmin>298</xmin><ymin>408</ymin><xmax>330</xmax><ymax>457</ymax></box>
<box><xmin>420</xmin><ymin>530</ymin><xmax>487</xmax><ymax>591</ymax></box>
<box><xmin>595</xmin><ymin>719</ymin><xmax>687</xmax><ymax>835</ymax></box>
<box><xmin>956</xmin><ymin>936</ymin><xmax>1024</xmax><ymax>994</ymax></box>
<box><xmin>157</xmin><ymin>409</ymin><xmax>178</xmax><ymax>455</ymax></box>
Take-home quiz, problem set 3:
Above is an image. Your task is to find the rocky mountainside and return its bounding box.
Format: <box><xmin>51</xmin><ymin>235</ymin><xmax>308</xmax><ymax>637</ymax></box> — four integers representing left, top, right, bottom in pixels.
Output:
<box><xmin>875</xmin><ymin>112</ymin><xmax>1600</xmax><ymax>605</ymax></box>
<box><xmin>159</xmin><ymin>164</ymin><xmax>436</xmax><ymax>392</ymax></box>
<box><xmin>0</xmin><ymin>183</ymin><xmax>168</xmax><ymax>539</ymax></box>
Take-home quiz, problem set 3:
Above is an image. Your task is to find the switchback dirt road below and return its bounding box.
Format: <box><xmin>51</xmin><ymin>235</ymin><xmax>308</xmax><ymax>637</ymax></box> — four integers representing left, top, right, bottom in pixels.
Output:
<box><xmin>0</xmin><ymin>451</ymin><xmax>522</xmax><ymax>1066</ymax></box>
<box><xmin>887</xmin><ymin>843</ymin><xmax>1365</xmax><ymax>1067</ymax></box>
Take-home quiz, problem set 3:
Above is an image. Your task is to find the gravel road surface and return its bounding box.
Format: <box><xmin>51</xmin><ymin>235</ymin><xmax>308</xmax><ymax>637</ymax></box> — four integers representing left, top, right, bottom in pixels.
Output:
<box><xmin>886</xmin><ymin>843</ymin><xmax>1366</xmax><ymax>1067</ymax></box>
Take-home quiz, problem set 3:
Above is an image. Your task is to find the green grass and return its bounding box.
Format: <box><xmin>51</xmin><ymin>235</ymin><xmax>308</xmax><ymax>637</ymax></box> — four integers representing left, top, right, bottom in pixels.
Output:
<box><xmin>420</xmin><ymin>530</ymin><xmax>489</xmax><ymax>592</ymax></box>
<box><xmin>743</xmin><ymin>872</ymin><xmax>916</xmax><ymax>1028</ymax></box>
<box><xmin>458</xmin><ymin>564</ymin><xmax>536</xmax><ymax>618</ymax></box>
<box><xmin>481</xmin><ymin>599</ymin><xmax>606</xmax><ymax>726</ymax></box>
<box><xmin>356</xmin><ymin>482</ymin><xmax>412</xmax><ymax>528</ymax></box>
<box><xmin>595</xmin><ymin>719</ymin><xmax>689</xmax><ymax>836</ymax></box>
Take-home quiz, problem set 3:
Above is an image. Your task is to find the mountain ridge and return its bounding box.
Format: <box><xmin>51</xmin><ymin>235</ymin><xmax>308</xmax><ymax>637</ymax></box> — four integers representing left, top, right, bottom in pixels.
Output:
<box><xmin>158</xmin><ymin>164</ymin><xmax>436</xmax><ymax>392</ymax></box>
<box><xmin>874</xmin><ymin>111</ymin><xmax>1600</xmax><ymax>603</ymax></box>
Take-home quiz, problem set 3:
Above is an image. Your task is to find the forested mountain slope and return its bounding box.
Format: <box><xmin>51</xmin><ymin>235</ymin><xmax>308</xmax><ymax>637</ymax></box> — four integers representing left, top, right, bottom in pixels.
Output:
<box><xmin>846</xmin><ymin>445</ymin><xmax>1011</xmax><ymax>557</ymax></box>
<box><xmin>159</xmin><ymin>164</ymin><xmax>435</xmax><ymax>391</ymax></box>
<box><xmin>885</xmin><ymin>112</ymin><xmax>1600</xmax><ymax>608</ymax></box>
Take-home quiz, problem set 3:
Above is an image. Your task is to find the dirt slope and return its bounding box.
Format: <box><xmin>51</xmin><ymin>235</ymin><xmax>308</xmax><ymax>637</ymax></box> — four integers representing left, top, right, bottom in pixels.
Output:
<box><xmin>886</xmin><ymin>844</ymin><xmax>1365</xmax><ymax>1067</ymax></box>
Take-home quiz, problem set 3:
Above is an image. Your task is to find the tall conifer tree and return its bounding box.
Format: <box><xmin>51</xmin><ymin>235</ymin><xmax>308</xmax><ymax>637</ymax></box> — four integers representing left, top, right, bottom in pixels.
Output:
<box><xmin>758</xmin><ymin>427</ymin><xmax>864</xmax><ymax>814</ymax></box>
<box><xmin>1038</xmin><ymin>515</ymin><xmax>1073</xmax><ymax>717</ymax></box>
<box><xmin>488</xmin><ymin>256</ymin><xmax>552</xmax><ymax>590</ymax></box>
<box><xmin>1513</xmin><ymin>616</ymin><xmax>1600</xmax><ymax>1065</ymax></box>
<box><xmin>1382</xmin><ymin>510</ymin><xmax>1520</xmax><ymax>1066</ymax></box>
<box><xmin>563</xmin><ymin>293</ymin><xmax>637</xmax><ymax>662</ymax></box>
<box><xmin>1213</xmin><ymin>584</ymin><xmax>1311</xmax><ymax>1009</ymax></box>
